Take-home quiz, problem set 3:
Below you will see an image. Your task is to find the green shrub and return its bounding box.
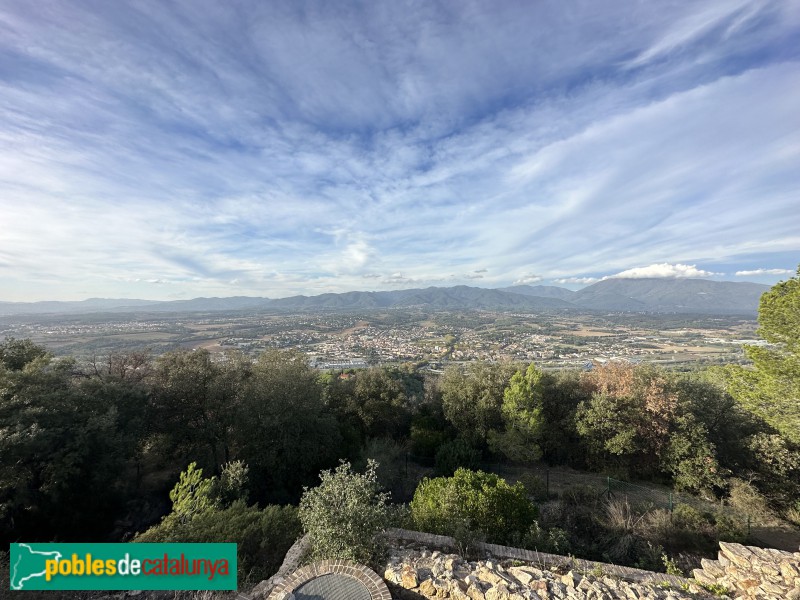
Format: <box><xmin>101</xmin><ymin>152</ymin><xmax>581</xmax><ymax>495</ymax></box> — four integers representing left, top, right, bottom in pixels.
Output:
<box><xmin>410</xmin><ymin>468</ymin><xmax>537</xmax><ymax>545</ymax></box>
<box><xmin>662</xmin><ymin>553</ymin><xmax>685</xmax><ymax>577</ymax></box>
<box><xmin>135</xmin><ymin>463</ymin><xmax>300</xmax><ymax>584</ymax></box>
<box><xmin>518</xmin><ymin>473</ymin><xmax>549</xmax><ymax>502</ymax></box>
<box><xmin>713</xmin><ymin>513</ymin><xmax>746</xmax><ymax>543</ymax></box>
<box><xmin>137</xmin><ymin>502</ymin><xmax>300</xmax><ymax>584</ymax></box>
<box><xmin>787</xmin><ymin>500</ymin><xmax>800</xmax><ymax>526</ymax></box>
<box><xmin>410</xmin><ymin>417</ymin><xmax>449</xmax><ymax>458</ymax></box>
<box><xmin>726</xmin><ymin>478</ymin><xmax>774</xmax><ymax>522</ymax></box>
<box><xmin>523</xmin><ymin>522</ymin><xmax>570</xmax><ymax>554</ymax></box>
<box><xmin>298</xmin><ymin>460</ymin><xmax>390</xmax><ymax>565</ymax></box>
<box><xmin>434</xmin><ymin>438</ymin><xmax>480</xmax><ymax>476</ymax></box>
<box><xmin>671</xmin><ymin>504</ymin><xmax>706</xmax><ymax>531</ymax></box>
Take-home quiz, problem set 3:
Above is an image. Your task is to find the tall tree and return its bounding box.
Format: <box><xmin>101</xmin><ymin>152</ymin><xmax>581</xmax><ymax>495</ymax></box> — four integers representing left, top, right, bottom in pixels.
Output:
<box><xmin>0</xmin><ymin>342</ymin><xmax>143</xmax><ymax>540</ymax></box>
<box><xmin>149</xmin><ymin>349</ymin><xmax>246</xmax><ymax>469</ymax></box>
<box><xmin>235</xmin><ymin>350</ymin><xmax>341</xmax><ymax>503</ymax></box>
<box><xmin>488</xmin><ymin>363</ymin><xmax>545</xmax><ymax>462</ymax></box>
<box><xmin>575</xmin><ymin>363</ymin><xmax>679</xmax><ymax>477</ymax></box>
<box><xmin>440</xmin><ymin>361</ymin><xmax>518</xmax><ymax>448</ymax></box>
<box><xmin>719</xmin><ymin>266</ymin><xmax>800</xmax><ymax>444</ymax></box>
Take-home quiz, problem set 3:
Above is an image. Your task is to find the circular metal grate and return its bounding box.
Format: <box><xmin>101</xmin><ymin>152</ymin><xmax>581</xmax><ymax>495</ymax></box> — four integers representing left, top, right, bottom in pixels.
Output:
<box><xmin>292</xmin><ymin>573</ymin><xmax>373</xmax><ymax>600</ymax></box>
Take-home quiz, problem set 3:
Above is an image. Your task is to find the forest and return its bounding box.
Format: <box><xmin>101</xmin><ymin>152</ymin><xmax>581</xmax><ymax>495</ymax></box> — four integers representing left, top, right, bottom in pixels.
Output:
<box><xmin>1</xmin><ymin>269</ymin><xmax>798</xmax><ymax>584</ymax></box>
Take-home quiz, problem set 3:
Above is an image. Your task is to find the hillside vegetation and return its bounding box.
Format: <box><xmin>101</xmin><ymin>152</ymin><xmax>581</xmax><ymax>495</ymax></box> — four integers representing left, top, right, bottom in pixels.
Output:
<box><xmin>1</xmin><ymin>270</ymin><xmax>798</xmax><ymax>583</ymax></box>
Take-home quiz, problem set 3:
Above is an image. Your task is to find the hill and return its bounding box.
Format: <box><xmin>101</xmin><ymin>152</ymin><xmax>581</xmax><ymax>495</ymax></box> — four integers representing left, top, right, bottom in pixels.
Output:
<box><xmin>572</xmin><ymin>278</ymin><xmax>768</xmax><ymax>313</ymax></box>
<box><xmin>0</xmin><ymin>279</ymin><xmax>769</xmax><ymax>316</ymax></box>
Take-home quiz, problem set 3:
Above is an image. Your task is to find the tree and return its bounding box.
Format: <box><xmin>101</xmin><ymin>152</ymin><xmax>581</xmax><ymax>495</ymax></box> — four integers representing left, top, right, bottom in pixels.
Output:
<box><xmin>0</xmin><ymin>337</ymin><xmax>49</xmax><ymax>371</ymax></box>
<box><xmin>298</xmin><ymin>460</ymin><xmax>390</xmax><ymax>564</ymax></box>
<box><xmin>434</xmin><ymin>438</ymin><xmax>481</xmax><ymax>476</ymax></box>
<box><xmin>440</xmin><ymin>362</ymin><xmax>518</xmax><ymax>448</ymax></box>
<box><xmin>575</xmin><ymin>363</ymin><xmax>678</xmax><ymax>477</ymax></box>
<box><xmin>0</xmin><ymin>345</ymin><xmax>143</xmax><ymax>540</ymax></box>
<box><xmin>719</xmin><ymin>266</ymin><xmax>800</xmax><ymax>444</ymax></box>
<box><xmin>410</xmin><ymin>468</ymin><xmax>537</xmax><ymax>546</ymax></box>
<box><xmin>488</xmin><ymin>363</ymin><xmax>545</xmax><ymax>462</ymax></box>
<box><xmin>149</xmin><ymin>349</ymin><xmax>245</xmax><ymax>469</ymax></box>
<box><xmin>235</xmin><ymin>350</ymin><xmax>342</xmax><ymax>504</ymax></box>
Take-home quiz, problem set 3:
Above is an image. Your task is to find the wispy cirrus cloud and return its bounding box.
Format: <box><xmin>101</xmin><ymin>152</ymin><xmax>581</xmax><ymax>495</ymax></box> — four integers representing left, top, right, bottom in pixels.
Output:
<box><xmin>0</xmin><ymin>1</ymin><xmax>798</xmax><ymax>300</ymax></box>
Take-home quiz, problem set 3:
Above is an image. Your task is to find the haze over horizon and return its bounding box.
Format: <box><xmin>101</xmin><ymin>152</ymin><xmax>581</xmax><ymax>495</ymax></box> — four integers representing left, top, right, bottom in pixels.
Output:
<box><xmin>1</xmin><ymin>1</ymin><xmax>799</xmax><ymax>302</ymax></box>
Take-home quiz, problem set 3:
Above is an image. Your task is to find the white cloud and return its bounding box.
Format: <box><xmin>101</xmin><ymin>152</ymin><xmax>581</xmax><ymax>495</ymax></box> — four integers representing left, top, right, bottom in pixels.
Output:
<box><xmin>735</xmin><ymin>268</ymin><xmax>793</xmax><ymax>276</ymax></box>
<box><xmin>0</xmin><ymin>2</ymin><xmax>798</xmax><ymax>300</ymax></box>
<box><xmin>514</xmin><ymin>274</ymin><xmax>543</xmax><ymax>285</ymax></box>
<box><xmin>609</xmin><ymin>263</ymin><xmax>720</xmax><ymax>279</ymax></box>
<box><xmin>554</xmin><ymin>277</ymin><xmax>600</xmax><ymax>285</ymax></box>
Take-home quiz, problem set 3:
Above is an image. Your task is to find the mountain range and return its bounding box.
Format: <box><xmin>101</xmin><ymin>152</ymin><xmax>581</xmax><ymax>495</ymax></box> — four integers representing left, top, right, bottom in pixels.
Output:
<box><xmin>0</xmin><ymin>278</ymin><xmax>769</xmax><ymax>317</ymax></box>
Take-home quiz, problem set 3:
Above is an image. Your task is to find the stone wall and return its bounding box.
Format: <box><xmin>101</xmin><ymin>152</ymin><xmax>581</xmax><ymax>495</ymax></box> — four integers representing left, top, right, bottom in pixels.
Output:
<box><xmin>692</xmin><ymin>541</ymin><xmax>800</xmax><ymax>599</ymax></box>
<box><xmin>384</xmin><ymin>528</ymin><xmax>690</xmax><ymax>588</ymax></box>
<box><xmin>383</xmin><ymin>537</ymin><xmax>701</xmax><ymax>600</ymax></box>
<box><xmin>246</xmin><ymin>529</ymin><xmax>800</xmax><ymax>600</ymax></box>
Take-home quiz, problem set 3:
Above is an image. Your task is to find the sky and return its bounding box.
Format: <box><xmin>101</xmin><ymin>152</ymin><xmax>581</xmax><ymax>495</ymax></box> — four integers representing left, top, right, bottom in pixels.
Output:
<box><xmin>1</xmin><ymin>0</ymin><xmax>799</xmax><ymax>302</ymax></box>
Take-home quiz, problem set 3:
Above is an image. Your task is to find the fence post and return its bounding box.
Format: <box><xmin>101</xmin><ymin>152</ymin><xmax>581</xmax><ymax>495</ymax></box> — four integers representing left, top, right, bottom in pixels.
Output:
<box><xmin>747</xmin><ymin>514</ymin><xmax>751</xmax><ymax>537</ymax></box>
<box><xmin>668</xmin><ymin>492</ymin><xmax>673</xmax><ymax>513</ymax></box>
<box><xmin>546</xmin><ymin>469</ymin><xmax>550</xmax><ymax>499</ymax></box>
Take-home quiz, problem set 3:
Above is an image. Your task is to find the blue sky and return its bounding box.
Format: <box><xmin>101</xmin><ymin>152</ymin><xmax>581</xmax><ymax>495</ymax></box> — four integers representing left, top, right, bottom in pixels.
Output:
<box><xmin>1</xmin><ymin>0</ymin><xmax>798</xmax><ymax>301</ymax></box>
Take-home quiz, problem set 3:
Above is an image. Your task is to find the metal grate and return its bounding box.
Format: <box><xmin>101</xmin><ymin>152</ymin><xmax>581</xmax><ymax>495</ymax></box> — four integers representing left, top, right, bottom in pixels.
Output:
<box><xmin>293</xmin><ymin>573</ymin><xmax>372</xmax><ymax>600</ymax></box>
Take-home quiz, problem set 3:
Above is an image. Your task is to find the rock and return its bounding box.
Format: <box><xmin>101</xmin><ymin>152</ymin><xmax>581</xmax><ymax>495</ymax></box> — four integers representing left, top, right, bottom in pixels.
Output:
<box><xmin>418</xmin><ymin>577</ymin><xmax>452</xmax><ymax>599</ymax></box>
<box><xmin>700</xmin><ymin>558</ymin><xmax>725</xmax><ymax>579</ymax></box>
<box><xmin>484</xmin><ymin>583</ymin><xmax>526</xmax><ymax>600</ymax></box>
<box><xmin>384</xmin><ymin>566</ymin><xmax>402</xmax><ymax>585</ymax></box>
<box><xmin>419</xmin><ymin>578</ymin><xmax>437</xmax><ymax>597</ymax></box>
<box><xmin>530</xmin><ymin>579</ymin><xmax>548</xmax><ymax>594</ymax></box>
<box><xmin>561</xmin><ymin>571</ymin><xmax>579</xmax><ymax>588</ymax></box>
<box><xmin>734</xmin><ymin>577</ymin><xmax>760</xmax><ymax>592</ymax></box>
<box><xmin>466</xmin><ymin>584</ymin><xmax>486</xmax><ymax>600</ymax></box>
<box><xmin>477</xmin><ymin>566</ymin><xmax>514</xmax><ymax>587</ymax></box>
<box><xmin>719</xmin><ymin>542</ymin><xmax>755</xmax><ymax>569</ymax></box>
<box><xmin>447</xmin><ymin>579</ymin><xmax>471</xmax><ymax>600</ymax></box>
<box><xmin>507</xmin><ymin>567</ymin><xmax>535</xmax><ymax>586</ymax></box>
<box><xmin>692</xmin><ymin>568</ymin><xmax>718</xmax><ymax>586</ymax></box>
<box><xmin>782</xmin><ymin>560</ymin><xmax>800</xmax><ymax>585</ymax></box>
<box><xmin>758</xmin><ymin>581</ymin><xmax>789</xmax><ymax>597</ymax></box>
<box><xmin>401</xmin><ymin>564</ymin><xmax>419</xmax><ymax>588</ymax></box>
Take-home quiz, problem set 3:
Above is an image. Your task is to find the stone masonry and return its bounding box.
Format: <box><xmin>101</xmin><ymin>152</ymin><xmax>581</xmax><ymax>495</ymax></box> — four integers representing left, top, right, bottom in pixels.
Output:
<box><xmin>247</xmin><ymin>529</ymin><xmax>800</xmax><ymax>600</ymax></box>
<box><xmin>384</xmin><ymin>545</ymin><xmax>704</xmax><ymax>600</ymax></box>
<box><xmin>692</xmin><ymin>541</ymin><xmax>800</xmax><ymax>599</ymax></box>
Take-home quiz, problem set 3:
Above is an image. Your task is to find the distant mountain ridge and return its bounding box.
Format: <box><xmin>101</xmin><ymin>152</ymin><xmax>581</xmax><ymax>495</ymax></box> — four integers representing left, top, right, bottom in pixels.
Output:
<box><xmin>0</xmin><ymin>278</ymin><xmax>769</xmax><ymax>316</ymax></box>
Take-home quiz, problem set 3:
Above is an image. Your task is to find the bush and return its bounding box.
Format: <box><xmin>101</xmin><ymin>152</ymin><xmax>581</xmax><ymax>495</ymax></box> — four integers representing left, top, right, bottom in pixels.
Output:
<box><xmin>726</xmin><ymin>478</ymin><xmax>774</xmax><ymax>522</ymax></box>
<box><xmin>410</xmin><ymin>468</ymin><xmax>537</xmax><ymax>546</ymax></box>
<box><xmin>523</xmin><ymin>522</ymin><xmax>570</xmax><ymax>554</ymax></box>
<box><xmin>518</xmin><ymin>473</ymin><xmax>549</xmax><ymax>502</ymax></box>
<box><xmin>355</xmin><ymin>437</ymin><xmax>408</xmax><ymax>499</ymax></box>
<box><xmin>135</xmin><ymin>463</ymin><xmax>300</xmax><ymax>584</ymax></box>
<box><xmin>787</xmin><ymin>500</ymin><xmax>800</xmax><ymax>527</ymax></box>
<box><xmin>434</xmin><ymin>438</ymin><xmax>480</xmax><ymax>476</ymax></box>
<box><xmin>298</xmin><ymin>460</ymin><xmax>390</xmax><ymax>565</ymax></box>
<box><xmin>137</xmin><ymin>502</ymin><xmax>300</xmax><ymax>584</ymax></box>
